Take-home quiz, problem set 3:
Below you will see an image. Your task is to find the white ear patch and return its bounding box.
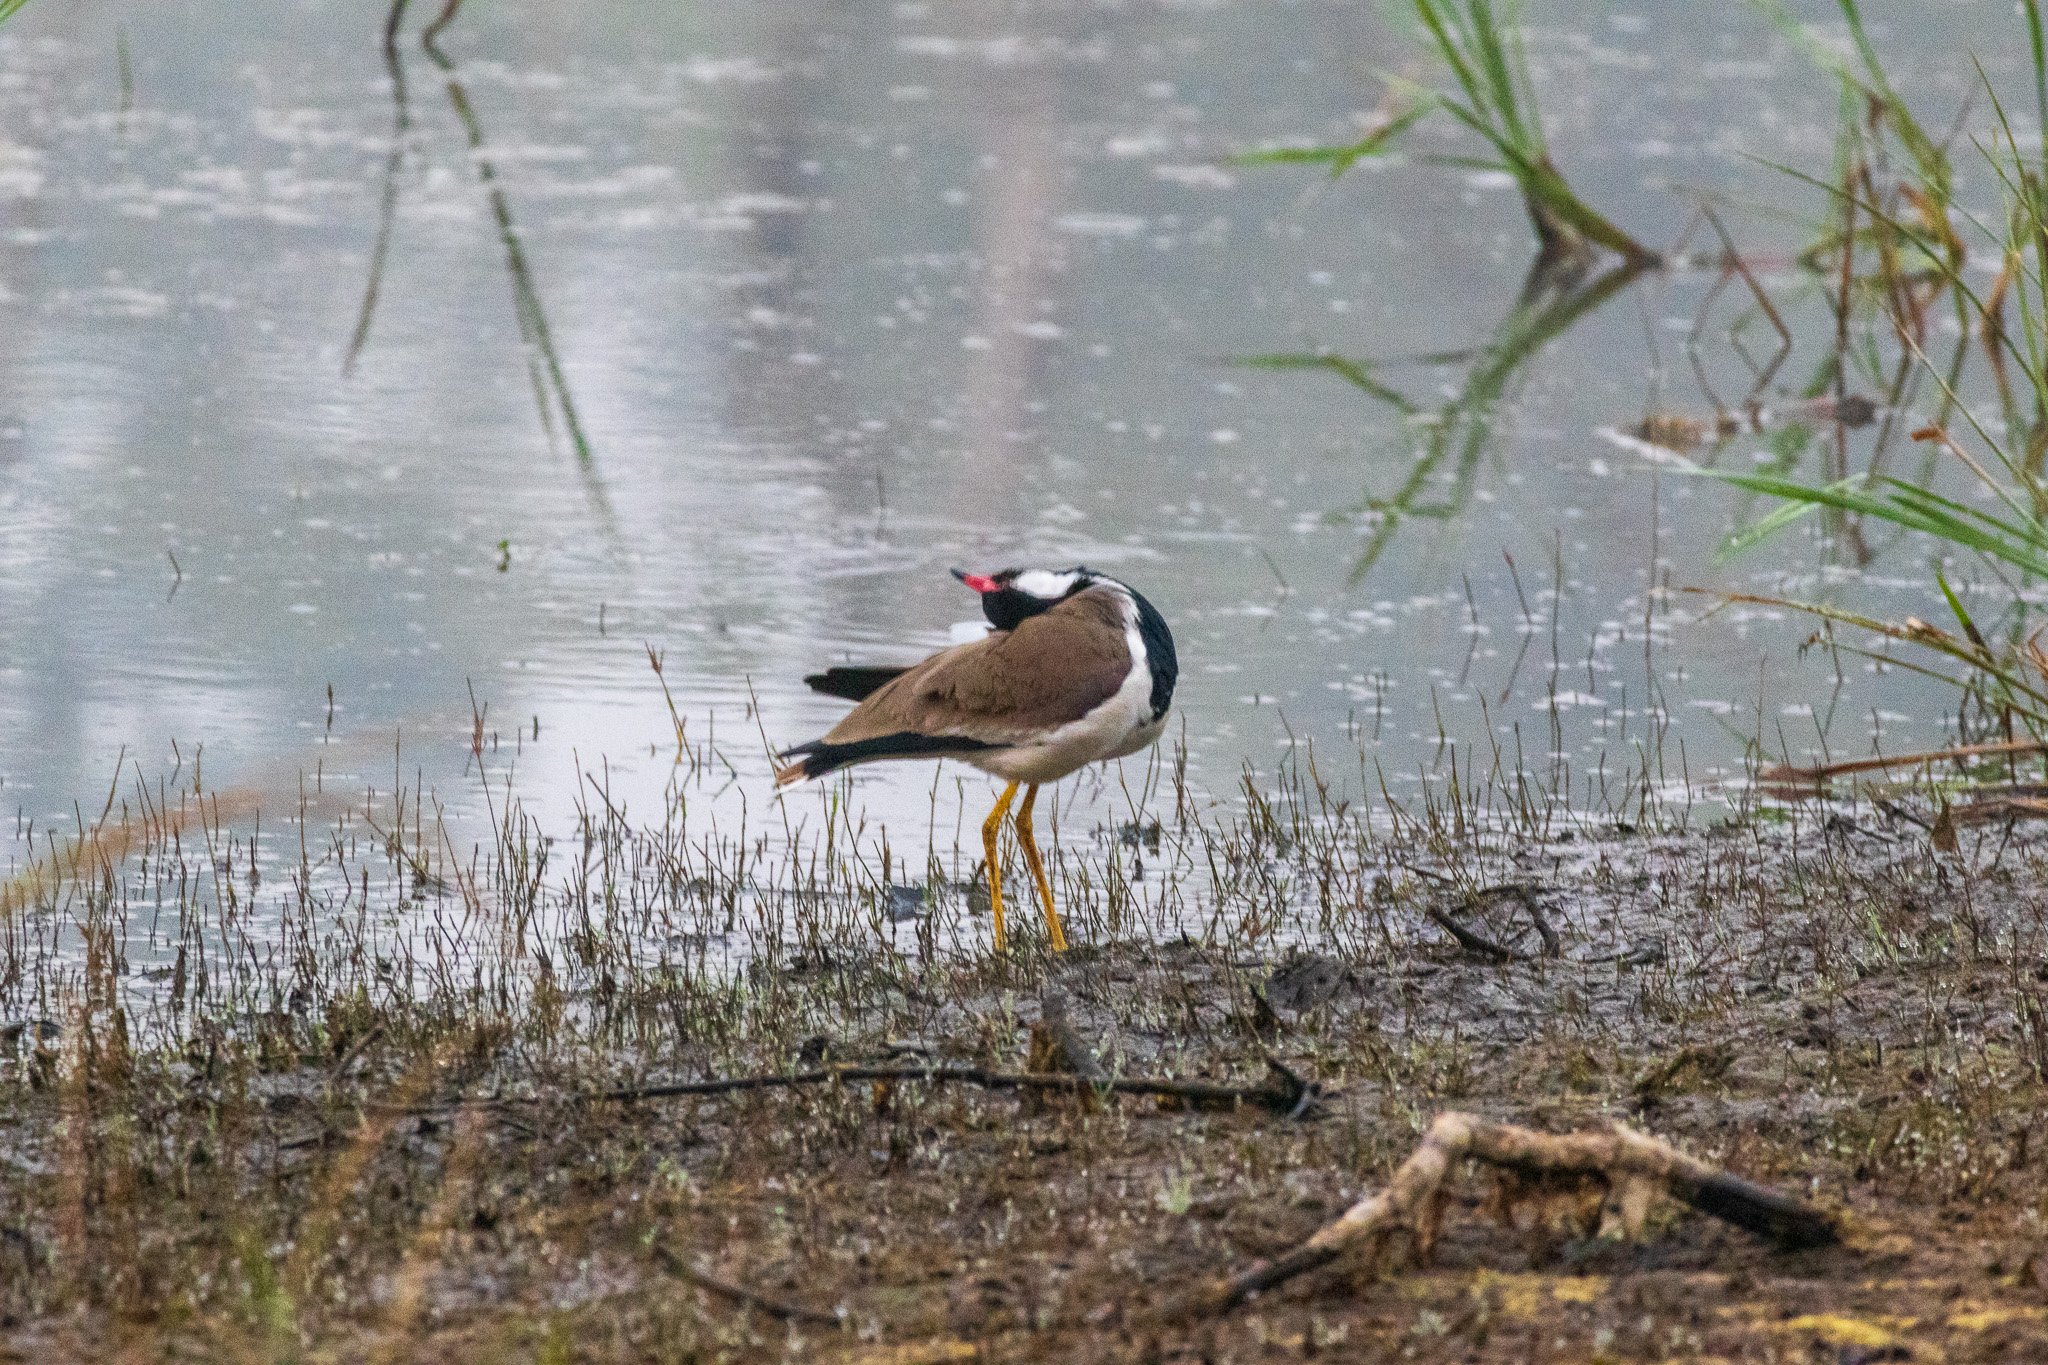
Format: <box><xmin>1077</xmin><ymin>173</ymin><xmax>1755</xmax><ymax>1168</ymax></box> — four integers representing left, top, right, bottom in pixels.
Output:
<box><xmin>1012</xmin><ymin>569</ymin><xmax>1080</xmax><ymax>600</ymax></box>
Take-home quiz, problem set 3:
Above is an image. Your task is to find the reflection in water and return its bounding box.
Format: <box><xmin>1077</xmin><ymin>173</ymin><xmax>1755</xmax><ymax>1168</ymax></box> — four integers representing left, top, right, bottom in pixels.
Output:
<box><xmin>1246</xmin><ymin>253</ymin><xmax>1648</xmax><ymax>583</ymax></box>
<box><xmin>340</xmin><ymin>0</ymin><xmax>416</xmax><ymax>377</ymax></box>
<box><xmin>420</xmin><ymin>0</ymin><xmax>596</xmax><ymax>476</ymax></box>
<box><xmin>347</xmin><ymin>0</ymin><xmax>605</xmax><ymax>517</ymax></box>
<box><xmin>961</xmin><ymin>53</ymin><xmax>1058</xmax><ymax>478</ymax></box>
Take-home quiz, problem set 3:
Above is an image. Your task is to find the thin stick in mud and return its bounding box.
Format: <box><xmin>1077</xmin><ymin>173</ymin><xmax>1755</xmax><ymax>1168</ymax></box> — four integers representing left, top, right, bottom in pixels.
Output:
<box><xmin>403</xmin><ymin>1057</ymin><xmax>1325</xmax><ymax>1119</ymax></box>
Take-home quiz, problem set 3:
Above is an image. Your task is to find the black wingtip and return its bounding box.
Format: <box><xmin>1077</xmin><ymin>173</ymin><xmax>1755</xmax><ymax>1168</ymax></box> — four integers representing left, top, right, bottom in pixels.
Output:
<box><xmin>774</xmin><ymin>732</ymin><xmax>999</xmax><ymax>787</ymax></box>
<box><xmin>803</xmin><ymin>665</ymin><xmax>912</xmax><ymax>703</ymax></box>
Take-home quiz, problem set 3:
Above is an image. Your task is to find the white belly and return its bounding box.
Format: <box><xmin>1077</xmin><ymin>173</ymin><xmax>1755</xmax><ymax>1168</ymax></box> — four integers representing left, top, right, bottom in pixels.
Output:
<box><xmin>966</xmin><ymin>710</ymin><xmax>1166</xmax><ymax>784</ymax></box>
<box><xmin>968</xmin><ymin>671</ymin><xmax>1165</xmax><ymax>784</ymax></box>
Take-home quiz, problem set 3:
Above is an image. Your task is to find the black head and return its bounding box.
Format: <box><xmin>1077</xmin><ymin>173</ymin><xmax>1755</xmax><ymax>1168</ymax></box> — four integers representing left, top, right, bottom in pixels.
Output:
<box><xmin>952</xmin><ymin>566</ymin><xmax>1099</xmax><ymax>632</ymax></box>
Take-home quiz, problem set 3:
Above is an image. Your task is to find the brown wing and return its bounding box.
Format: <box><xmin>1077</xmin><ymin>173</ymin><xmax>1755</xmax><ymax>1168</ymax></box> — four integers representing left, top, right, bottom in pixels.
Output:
<box><xmin>822</xmin><ymin>586</ymin><xmax>1131</xmax><ymax>747</ymax></box>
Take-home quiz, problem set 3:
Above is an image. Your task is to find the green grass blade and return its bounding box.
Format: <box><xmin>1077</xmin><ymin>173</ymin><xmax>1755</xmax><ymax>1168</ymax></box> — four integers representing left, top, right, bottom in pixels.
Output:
<box><xmin>2025</xmin><ymin>0</ymin><xmax>2048</xmax><ymax>165</ymax></box>
<box><xmin>1875</xmin><ymin>478</ymin><xmax>2048</xmax><ymax>556</ymax></box>
<box><xmin>1413</xmin><ymin>0</ymin><xmax>1488</xmax><ymax>120</ymax></box>
<box><xmin>1463</xmin><ymin>0</ymin><xmax>1538</xmax><ymax>155</ymax></box>
<box><xmin>1714</xmin><ymin>476</ymin><xmax>1864</xmax><ymax>561</ymax></box>
<box><xmin>1705</xmin><ymin>470</ymin><xmax>2048</xmax><ymax>580</ymax></box>
<box><xmin>1229</xmin><ymin>100</ymin><xmax>1434</xmax><ymax>176</ymax></box>
<box><xmin>1835</xmin><ymin>0</ymin><xmax>1949</xmax><ymax>193</ymax></box>
<box><xmin>1934</xmin><ymin>569</ymin><xmax>1992</xmax><ymax>655</ymax></box>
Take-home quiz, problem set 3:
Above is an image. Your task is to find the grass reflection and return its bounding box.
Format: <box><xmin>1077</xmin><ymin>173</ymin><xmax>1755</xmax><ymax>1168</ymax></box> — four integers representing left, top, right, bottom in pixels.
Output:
<box><xmin>347</xmin><ymin>0</ymin><xmax>608</xmax><ymax>520</ymax></box>
<box><xmin>341</xmin><ymin>0</ymin><xmax>415</xmax><ymax>377</ymax></box>
<box><xmin>1243</xmin><ymin>253</ymin><xmax>1647</xmax><ymax>584</ymax></box>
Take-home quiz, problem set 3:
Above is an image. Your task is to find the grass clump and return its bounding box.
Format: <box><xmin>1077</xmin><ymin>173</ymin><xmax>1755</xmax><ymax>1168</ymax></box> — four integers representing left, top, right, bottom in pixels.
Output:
<box><xmin>1701</xmin><ymin>1</ymin><xmax>2048</xmax><ymax>737</ymax></box>
<box><xmin>1239</xmin><ymin>0</ymin><xmax>1659</xmax><ymax>268</ymax></box>
<box><xmin>1404</xmin><ymin>0</ymin><xmax>1657</xmax><ymax>266</ymax></box>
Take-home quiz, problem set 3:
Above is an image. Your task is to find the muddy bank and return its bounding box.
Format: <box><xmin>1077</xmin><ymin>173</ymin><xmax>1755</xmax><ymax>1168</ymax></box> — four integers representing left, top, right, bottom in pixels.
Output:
<box><xmin>4</xmin><ymin>803</ymin><xmax>2048</xmax><ymax>1362</ymax></box>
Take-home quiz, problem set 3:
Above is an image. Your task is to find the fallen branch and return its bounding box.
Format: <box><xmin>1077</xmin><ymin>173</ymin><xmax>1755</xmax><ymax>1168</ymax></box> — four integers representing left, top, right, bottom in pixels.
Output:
<box><xmin>604</xmin><ymin>1060</ymin><xmax>1320</xmax><ymax>1117</ymax></box>
<box><xmin>403</xmin><ymin>1058</ymin><xmax>1323</xmax><ymax>1118</ymax></box>
<box><xmin>1946</xmin><ymin>793</ymin><xmax>2048</xmax><ymax>825</ymax></box>
<box><xmin>1166</xmin><ymin>1111</ymin><xmax>1839</xmax><ymax>1321</ymax></box>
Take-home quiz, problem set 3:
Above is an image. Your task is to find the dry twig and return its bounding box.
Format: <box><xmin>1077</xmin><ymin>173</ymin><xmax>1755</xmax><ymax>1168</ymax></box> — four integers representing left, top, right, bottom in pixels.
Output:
<box><xmin>1482</xmin><ymin>882</ymin><xmax>1561</xmax><ymax>957</ymax></box>
<box><xmin>1425</xmin><ymin>884</ymin><xmax>1560</xmax><ymax>962</ymax></box>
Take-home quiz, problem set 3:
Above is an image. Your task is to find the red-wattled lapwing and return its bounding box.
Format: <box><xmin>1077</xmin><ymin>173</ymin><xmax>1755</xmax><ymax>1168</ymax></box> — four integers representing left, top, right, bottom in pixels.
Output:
<box><xmin>775</xmin><ymin>567</ymin><xmax>1178</xmax><ymax>952</ymax></box>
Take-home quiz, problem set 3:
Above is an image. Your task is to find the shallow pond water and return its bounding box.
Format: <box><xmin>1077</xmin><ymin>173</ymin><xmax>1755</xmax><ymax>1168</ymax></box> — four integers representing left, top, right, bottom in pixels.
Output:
<box><xmin>0</xmin><ymin>0</ymin><xmax>2031</xmax><ymax>882</ymax></box>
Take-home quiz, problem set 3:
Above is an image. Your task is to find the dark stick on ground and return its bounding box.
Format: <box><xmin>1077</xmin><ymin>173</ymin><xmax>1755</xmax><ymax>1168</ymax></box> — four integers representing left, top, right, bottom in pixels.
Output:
<box><xmin>607</xmin><ymin>1059</ymin><xmax>1325</xmax><ymax>1115</ymax></box>
<box><xmin>1480</xmin><ymin>881</ymin><xmax>1561</xmax><ymax>958</ymax></box>
<box><xmin>1425</xmin><ymin>905</ymin><xmax>1517</xmax><ymax>961</ymax></box>
<box><xmin>405</xmin><ymin>1058</ymin><xmax>1324</xmax><ymax>1118</ymax></box>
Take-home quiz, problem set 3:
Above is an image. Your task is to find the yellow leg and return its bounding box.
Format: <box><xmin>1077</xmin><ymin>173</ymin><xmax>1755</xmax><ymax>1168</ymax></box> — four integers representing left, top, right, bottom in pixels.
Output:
<box><xmin>1015</xmin><ymin>784</ymin><xmax>1068</xmax><ymax>953</ymax></box>
<box><xmin>980</xmin><ymin>781</ymin><xmax>1020</xmax><ymax>952</ymax></box>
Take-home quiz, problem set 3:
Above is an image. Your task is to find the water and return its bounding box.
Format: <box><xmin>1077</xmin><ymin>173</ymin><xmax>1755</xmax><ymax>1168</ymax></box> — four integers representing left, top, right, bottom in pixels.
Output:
<box><xmin>0</xmin><ymin>0</ymin><xmax>2028</xmax><ymax>880</ymax></box>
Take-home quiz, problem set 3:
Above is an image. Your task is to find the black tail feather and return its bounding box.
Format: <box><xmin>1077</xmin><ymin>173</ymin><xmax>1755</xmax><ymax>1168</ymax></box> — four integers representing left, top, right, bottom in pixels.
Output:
<box><xmin>775</xmin><ymin>732</ymin><xmax>998</xmax><ymax>786</ymax></box>
<box><xmin>803</xmin><ymin>665</ymin><xmax>912</xmax><ymax>703</ymax></box>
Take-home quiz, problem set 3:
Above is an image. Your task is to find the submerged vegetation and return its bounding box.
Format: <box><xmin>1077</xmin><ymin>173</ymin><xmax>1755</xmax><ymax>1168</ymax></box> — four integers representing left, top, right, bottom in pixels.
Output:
<box><xmin>1701</xmin><ymin>0</ymin><xmax>2048</xmax><ymax>742</ymax></box>
<box><xmin>347</xmin><ymin>0</ymin><xmax>601</xmax><ymax>490</ymax></box>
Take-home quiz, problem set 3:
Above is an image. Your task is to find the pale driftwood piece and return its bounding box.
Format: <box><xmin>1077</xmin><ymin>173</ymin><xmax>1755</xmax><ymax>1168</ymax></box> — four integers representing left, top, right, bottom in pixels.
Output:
<box><xmin>1169</xmin><ymin>1111</ymin><xmax>1839</xmax><ymax>1320</ymax></box>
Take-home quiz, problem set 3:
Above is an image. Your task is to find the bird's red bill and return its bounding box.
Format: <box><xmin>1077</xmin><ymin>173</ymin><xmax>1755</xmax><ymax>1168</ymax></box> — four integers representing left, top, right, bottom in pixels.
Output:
<box><xmin>954</xmin><ymin>571</ymin><xmax>1000</xmax><ymax>594</ymax></box>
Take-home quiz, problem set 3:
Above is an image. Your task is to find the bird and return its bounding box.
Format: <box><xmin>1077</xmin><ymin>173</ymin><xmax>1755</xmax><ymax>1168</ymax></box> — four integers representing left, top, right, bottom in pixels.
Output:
<box><xmin>775</xmin><ymin>566</ymin><xmax>1178</xmax><ymax>952</ymax></box>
